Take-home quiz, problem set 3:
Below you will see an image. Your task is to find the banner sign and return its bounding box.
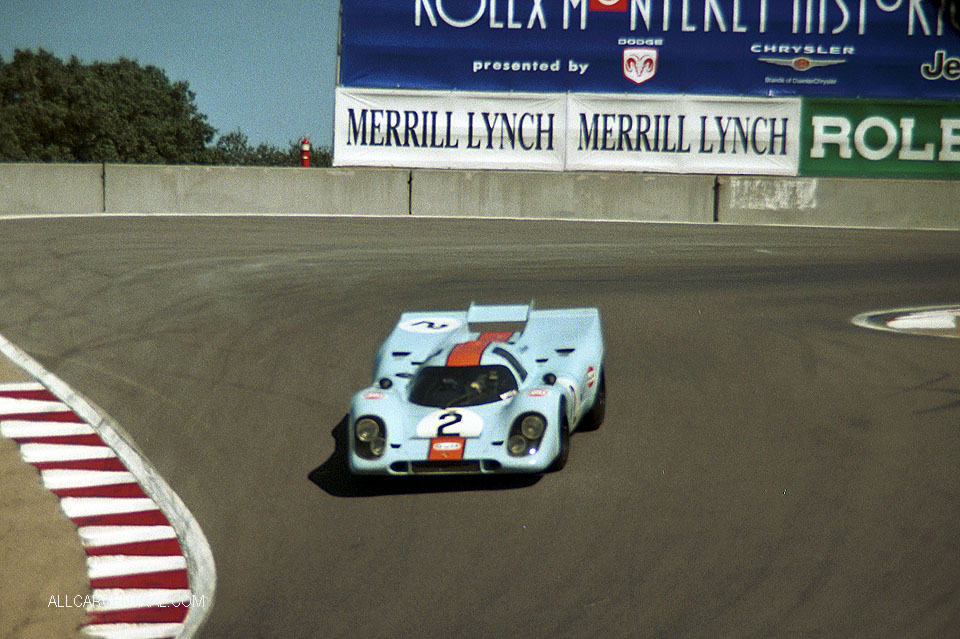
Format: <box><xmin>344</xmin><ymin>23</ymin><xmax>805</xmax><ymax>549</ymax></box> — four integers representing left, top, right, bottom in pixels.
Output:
<box><xmin>334</xmin><ymin>88</ymin><xmax>566</xmax><ymax>170</ymax></box>
<box><xmin>567</xmin><ymin>94</ymin><xmax>801</xmax><ymax>174</ymax></box>
<box><xmin>334</xmin><ymin>87</ymin><xmax>802</xmax><ymax>174</ymax></box>
<box><xmin>800</xmin><ymin>98</ymin><xmax>960</xmax><ymax>178</ymax></box>
<box><xmin>340</xmin><ymin>0</ymin><xmax>960</xmax><ymax>100</ymax></box>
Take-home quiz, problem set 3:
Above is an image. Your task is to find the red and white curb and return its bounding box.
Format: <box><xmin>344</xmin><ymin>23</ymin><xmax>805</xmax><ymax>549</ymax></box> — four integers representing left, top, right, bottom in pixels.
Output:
<box><xmin>0</xmin><ymin>333</ymin><xmax>215</xmax><ymax>639</ymax></box>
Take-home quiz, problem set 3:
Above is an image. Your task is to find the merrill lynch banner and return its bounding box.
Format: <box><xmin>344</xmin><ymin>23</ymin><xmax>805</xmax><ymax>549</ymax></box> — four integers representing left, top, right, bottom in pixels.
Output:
<box><xmin>569</xmin><ymin>94</ymin><xmax>799</xmax><ymax>174</ymax></box>
<box><xmin>334</xmin><ymin>88</ymin><xmax>801</xmax><ymax>174</ymax></box>
<box><xmin>334</xmin><ymin>89</ymin><xmax>566</xmax><ymax>170</ymax></box>
<box><xmin>340</xmin><ymin>0</ymin><xmax>960</xmax><ymax>100</ymax></box>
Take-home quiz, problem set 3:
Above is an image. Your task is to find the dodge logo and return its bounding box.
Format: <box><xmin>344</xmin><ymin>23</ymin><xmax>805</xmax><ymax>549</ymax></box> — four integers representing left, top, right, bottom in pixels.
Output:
<box><xmin>623</xmin><ymin>48</ymin><xmax>658</xmax><ymax>85</ymax></box>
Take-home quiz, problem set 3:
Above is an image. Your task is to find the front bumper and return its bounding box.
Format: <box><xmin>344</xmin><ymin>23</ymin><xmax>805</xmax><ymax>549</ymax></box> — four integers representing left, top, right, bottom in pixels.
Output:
<box><xmin>348</xmin><ymin>435</ymin><xmax>559</xmax><ymax>476</ymax></box>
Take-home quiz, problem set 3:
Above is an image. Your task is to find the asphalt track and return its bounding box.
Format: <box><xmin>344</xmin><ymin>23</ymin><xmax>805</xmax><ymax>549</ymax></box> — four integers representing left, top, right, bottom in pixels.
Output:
<box><xmin>1</xmin><ymin>215</ymin><xmax>959</xmax><ymax>638</ymax></box>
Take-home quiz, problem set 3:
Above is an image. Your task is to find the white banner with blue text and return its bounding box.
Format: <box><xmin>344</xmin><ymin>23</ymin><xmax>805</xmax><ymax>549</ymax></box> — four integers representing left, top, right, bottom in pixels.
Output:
<box><xmin>334</xmin><ymin>87</ymin><xmax>802</xmax><ymax>174</ymax></box>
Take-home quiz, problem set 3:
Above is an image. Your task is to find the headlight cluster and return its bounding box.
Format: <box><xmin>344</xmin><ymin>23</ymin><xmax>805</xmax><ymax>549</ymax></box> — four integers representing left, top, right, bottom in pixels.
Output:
<box><xmin>354</xmin><ymin>416</ymin><xmax>386</xmax><ymax>459</ymax></box>
<box><xmin>507</xmin><ymin>413</ymin><xmax>547</xmax><ymax>457</ymax></box>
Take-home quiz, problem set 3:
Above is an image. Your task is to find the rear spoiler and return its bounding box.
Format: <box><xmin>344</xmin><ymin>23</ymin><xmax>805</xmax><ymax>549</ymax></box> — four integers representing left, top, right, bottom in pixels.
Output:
<box><xmin>467</xmin><ymin>302</ymin><xmax>532</xmax><ymax>327</ymax></box>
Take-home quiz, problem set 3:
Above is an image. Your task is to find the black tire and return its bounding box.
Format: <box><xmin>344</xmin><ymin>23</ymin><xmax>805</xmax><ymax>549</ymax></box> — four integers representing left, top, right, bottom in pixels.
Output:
<box><xmin>550</xmin><ymin>416</ymin><xmax>570</xmax><ymax>472</ymax></box>
<box><xmin>579</xmin><ymin>367</ymin><xmax>605</xmax><ymax>432</ymax></box>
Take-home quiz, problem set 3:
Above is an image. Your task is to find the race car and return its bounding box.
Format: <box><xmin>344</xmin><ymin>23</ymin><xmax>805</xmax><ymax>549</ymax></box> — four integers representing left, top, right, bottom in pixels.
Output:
<box><xmin>347</xmin><ymin>303</ymin><xmax>605</xmax><ymax>475</ymax></box>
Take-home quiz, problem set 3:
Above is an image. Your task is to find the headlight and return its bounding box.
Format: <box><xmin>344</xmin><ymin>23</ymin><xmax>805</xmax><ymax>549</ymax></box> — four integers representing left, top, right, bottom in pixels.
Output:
<box><xmin>368</xmin><ymin>436</ymin><xmax>386</xmax><ymax>457</ymax></box>
<box><xmin>520</xmin><ymin>414</ymin><xmax>545</xmax><ymax>440</ymax></box>
<box><xmin>507</xmin><ymin>412</ymin><xmax>548</xmax><ymax>457</ymax></box>
<box><xmin>354</xmin><ymin>417</ymin><xmax>386</xmax><ymax>459</ymax></box>
<box><xmin>507</xmin><ymin>435</ymin><xmax>529</xmax><ymax>456</ymax></box>
<box><xmin>356</xmin><ymin>418</ymin><xmax>380</xmax><ymax>443</ymax></box>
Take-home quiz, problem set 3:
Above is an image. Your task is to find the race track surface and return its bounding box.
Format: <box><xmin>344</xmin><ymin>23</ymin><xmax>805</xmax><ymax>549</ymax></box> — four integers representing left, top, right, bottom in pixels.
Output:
<box><xmin>1</xmin><ymin>215</ymin><xmax>958</xmax><ymax>638</ymax></box>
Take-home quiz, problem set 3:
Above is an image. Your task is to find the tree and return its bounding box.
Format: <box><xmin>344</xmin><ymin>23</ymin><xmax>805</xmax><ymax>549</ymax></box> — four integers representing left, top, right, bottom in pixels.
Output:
<box><xmin>0</xmin><ymin>49</ymin><xmax>215</xmax><ymax>163</ymax></box>
<box><xmin>0</xmin><ymin>49</ymin><xmax>332</xmax><ymax>166</ymax></box>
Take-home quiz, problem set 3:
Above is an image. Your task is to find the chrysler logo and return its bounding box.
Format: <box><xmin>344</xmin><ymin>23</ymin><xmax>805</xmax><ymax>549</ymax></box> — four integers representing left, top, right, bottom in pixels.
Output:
<box><xmin>759</xmin><ymin>56</ymin><xmax>845</xmax><ymax>71</ymax></box>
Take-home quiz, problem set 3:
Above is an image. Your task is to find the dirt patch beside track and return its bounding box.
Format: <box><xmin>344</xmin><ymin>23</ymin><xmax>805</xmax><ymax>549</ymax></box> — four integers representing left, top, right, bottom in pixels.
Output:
<box><xmin>0</xmin><ymin>358</ymin><xmax>86</xmax><ymax>639</ymax></box>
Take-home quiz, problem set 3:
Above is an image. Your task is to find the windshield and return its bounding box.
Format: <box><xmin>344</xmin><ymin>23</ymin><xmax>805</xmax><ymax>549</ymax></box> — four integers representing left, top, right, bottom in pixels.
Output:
<box><xmin>409</xmin><ymin>365</ymin><xmax>518</xmax><ymax>408</ymax></box>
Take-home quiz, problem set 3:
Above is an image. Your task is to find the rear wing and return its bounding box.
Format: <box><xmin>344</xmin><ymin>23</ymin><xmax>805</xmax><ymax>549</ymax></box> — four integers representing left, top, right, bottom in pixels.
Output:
<box><xmin>467</xmin><ymin>302</ymin><xmax>531</xmax><ymax>325</ymax></box>
<box><xmin>372</xmin><ymin>303</ymin><xmax>600</xmax><ymax>380</ymax></box>
<box><xmin>522</xmin><ymin>307</ymin><xmax>603</xmax><ymax>355</ymax></box>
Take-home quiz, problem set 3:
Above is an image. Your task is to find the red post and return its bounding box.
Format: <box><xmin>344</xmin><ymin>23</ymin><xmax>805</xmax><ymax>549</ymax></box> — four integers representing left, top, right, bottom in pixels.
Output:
<box><xmin>300</xmin><ymin>137</ymin><xmax>311</xmax><ymax>168</ymax></box>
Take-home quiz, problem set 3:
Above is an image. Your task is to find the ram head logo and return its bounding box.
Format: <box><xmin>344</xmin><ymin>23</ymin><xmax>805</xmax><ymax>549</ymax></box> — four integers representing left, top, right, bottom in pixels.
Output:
<box><xmin>623</xmin><ymin>48</ymin><xmax>658</xmax><ymax>85</ymax></box>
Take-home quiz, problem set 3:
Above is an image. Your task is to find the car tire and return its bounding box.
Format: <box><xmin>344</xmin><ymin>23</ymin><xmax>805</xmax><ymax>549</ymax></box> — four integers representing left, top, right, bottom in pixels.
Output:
<box><xmin>550</xmin><ymin>416</ymin><xmax>570</xmax><ymax>472</ymax></box>
<box><xmin>578</xmin><ymin>367</ymin><xmax>605</xmax><ymax>432</ymax></box>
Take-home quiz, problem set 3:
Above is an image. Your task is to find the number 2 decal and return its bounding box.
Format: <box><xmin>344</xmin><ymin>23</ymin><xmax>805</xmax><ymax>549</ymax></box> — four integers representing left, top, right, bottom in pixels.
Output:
<box><xmin>416</xmin><ymin>408</ymin><xmax>483</xmax><ymax>438</ymax></box>
<box><xmin>413</xmin><ymin>320</ymin><xmax>447</xmax><ymax>330</ymax></box>
<box><xmin>399</xmin><ymin>317</ymin><xmax>463</xmax><ymax>334</ymax></box>
<box><xmin>437</xmin><ymin>411</ymin><xmax>463</xmax><ymax>435</ymax></box>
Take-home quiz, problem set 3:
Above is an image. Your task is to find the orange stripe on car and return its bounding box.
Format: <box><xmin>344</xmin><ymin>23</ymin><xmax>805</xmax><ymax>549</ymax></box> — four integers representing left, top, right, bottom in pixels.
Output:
<box><xmin>446</xmin><ymin>332</ymin><xmax>513</xmax><ymax>367</ymax></box>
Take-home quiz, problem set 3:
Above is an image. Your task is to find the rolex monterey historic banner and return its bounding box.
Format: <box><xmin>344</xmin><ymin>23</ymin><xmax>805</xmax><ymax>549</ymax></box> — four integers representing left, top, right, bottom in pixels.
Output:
<box><xmin>335</xmin><ymin>0</ymin><xmax>960</xmax><ymax>177</ymax></box>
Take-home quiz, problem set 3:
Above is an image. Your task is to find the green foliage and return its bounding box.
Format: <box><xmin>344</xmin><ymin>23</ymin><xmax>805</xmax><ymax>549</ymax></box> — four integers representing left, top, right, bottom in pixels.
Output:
<box><xmin>208</xmin><ymin>129</ymin><xmax>332</xmax><ymax>167</ymax></box>
<box><xmin>0</xmin><ymin>49</ymin><xmax>215</xmax><ymax>163</ymax></box>
<box><xmin>0</xmin><ymin>49</ymin><xmax>332</xmax><ymax>166</ymax></box>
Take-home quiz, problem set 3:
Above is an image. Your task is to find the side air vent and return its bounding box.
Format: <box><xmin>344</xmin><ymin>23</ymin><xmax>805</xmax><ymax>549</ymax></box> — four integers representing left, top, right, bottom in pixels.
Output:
<box><xmin>392</xmin><ymin>351</ymin><xmax>411</xmax><ymax>357</ymax></box>
<box><xmin>555</xmin><ymin>348</ymin><xmax>575</xmax><ymax>355</ymax></box>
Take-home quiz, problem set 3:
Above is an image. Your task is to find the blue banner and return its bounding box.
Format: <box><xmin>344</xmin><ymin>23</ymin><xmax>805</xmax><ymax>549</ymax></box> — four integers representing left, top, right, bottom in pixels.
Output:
<box><xmin>340</xmin><ymin>0</ymin><xmax>960</xmax><ymax>99</ymax></box>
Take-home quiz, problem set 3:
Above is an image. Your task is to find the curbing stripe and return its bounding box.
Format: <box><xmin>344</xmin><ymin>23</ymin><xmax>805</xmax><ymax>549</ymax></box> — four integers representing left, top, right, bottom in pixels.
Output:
<box><xmin>90</xmin><ymin>570</ymin><xmax>190</xmax><ymax>590</ymax></box>
<box><xmin>0</xmin><ymin>396</ymin><xmax>68</xmax><ymax>413</ymax></box>
<box><xmin>89</xmin><ymin>589</ymin><xmax>193</xmax><ymax>612</ymax></box>
<box><xmin>53</xmin><ymin>483</ymin><xmax>149</xmax><ymax>499</ymax></box>
<box><xmin>3</xmin><ymin>421</ymin><xmax>97</xmax><ymax>437</ymax></box>
<box><xmin>85</xmin><ymin>606</ymin><xmax>189</xmax><ymax>625</ymax></box>
<box><xmin>0</xmin><ymin>333</ymin><xmax>215</xmax><ymax>639</ymax></box>
<box><xmin>20</xmin><ymin>444</ymin><xmax>117</xmax><ymax>463</ymax></box>
<box><xmin>81</xmin><ymin>622</ymin><xmax>184</xmax><ymax>639</ymax></box>
<box><xmin>60</xmin><ymin>498</ymin><xmax>161</xmax><ymax>518</ymax></box>
<box><xmin>79</xmin><ymin>526</ymin><xmax>178</xmax><ymax>548</ymax></box>
<box><xmin>87</xmin><ymin>556</ymin><xmax>188</xmax><ymax>579</ymax></box>
<box><xmin>43</xmin><ymin>470</ymin><xmax>139</xmax><ymax>490</ymax></box>
<box><xmin>84</xmin><ymin>538</ymin><xmax>184</xmax><ymax>557</ymax></box>
<box><xmin>69</xmin><ymin>510</ymin><xmax>172</xmax><ymax>527</ymax></box>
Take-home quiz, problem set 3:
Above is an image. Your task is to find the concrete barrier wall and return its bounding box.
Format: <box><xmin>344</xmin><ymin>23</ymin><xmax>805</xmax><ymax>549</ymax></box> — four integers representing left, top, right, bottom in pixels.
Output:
<box><xmin>0</xmin><ymin>164</ymin><xmax>103</xmax><ymax>215</ymax></box>
<box><xmin>0</xmin><ymin>163</ymin><xmax>958</xmax><ymax>229</ymax></box>
<box><xmin>718</xmin><ymin>176</ymin><xmax>960</xmax><ymax>229</ymax></box>
<box><xmin>105</xmin><ymin>165</ymin><xmax>410</xmax><ymax>215</ymax></box>
<box><xmin>412</xmin><ymin>170</ymin><xmax>715</xmax><ymax>223</ymax></box>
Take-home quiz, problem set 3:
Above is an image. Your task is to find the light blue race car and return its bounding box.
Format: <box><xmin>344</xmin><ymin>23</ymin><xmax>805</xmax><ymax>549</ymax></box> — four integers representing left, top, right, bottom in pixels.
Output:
<box><xmin>348</xmin><ymin>303</ymin><xmax>605</xmax><ymax>475</ymax></box>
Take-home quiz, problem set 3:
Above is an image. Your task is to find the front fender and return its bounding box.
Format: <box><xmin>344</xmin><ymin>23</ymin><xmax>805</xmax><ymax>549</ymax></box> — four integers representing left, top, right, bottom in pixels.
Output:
<box><xmin>349</xmin><ymin>387</ymin><xmax>403</xmax><ymax>428</ymax></box>
<box><xmin>512</xmin><ymin>386</ymin><xmax>573</xmax><ymax>431</ymax></box>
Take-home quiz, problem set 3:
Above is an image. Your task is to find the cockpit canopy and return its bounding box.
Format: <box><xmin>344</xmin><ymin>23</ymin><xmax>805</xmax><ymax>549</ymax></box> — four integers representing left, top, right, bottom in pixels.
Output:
<box><xmin>409</xmin><ymin>365</ymin><xmax>518</xmax><ymax>408</ymax></box>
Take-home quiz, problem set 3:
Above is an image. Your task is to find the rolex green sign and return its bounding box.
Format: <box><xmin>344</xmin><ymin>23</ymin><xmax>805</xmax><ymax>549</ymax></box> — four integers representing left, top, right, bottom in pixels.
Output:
<box><xmin>800</xmin><ymin>99</ymin><xmax>960</xmax><ymax>179</ymax></box>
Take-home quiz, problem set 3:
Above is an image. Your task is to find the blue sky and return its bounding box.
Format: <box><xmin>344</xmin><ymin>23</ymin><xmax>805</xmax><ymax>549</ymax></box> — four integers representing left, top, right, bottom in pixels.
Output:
<box><xmin>0</xmin><ymin>0</ymin><xmax>341</xmax><ymax>148</ymax></box>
